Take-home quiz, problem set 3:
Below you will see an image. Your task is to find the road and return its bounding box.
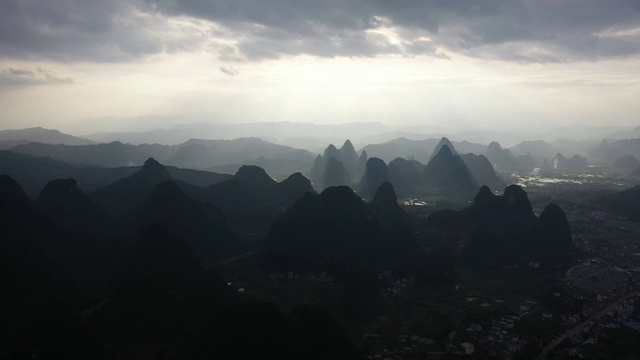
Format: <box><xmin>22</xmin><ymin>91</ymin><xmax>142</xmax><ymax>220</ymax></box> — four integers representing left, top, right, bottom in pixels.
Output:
<box><xmin>536</xmin><ymin>289</ymin><xmax>640</xmax><ymax>360</ymax></box>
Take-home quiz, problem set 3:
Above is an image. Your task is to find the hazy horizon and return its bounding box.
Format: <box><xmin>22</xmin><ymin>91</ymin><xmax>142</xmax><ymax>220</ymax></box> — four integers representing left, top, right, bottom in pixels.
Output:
<box><xmin>1</xmin><ymin>1</ymin><xmax>639</xmax><ymax>137</ymax></box>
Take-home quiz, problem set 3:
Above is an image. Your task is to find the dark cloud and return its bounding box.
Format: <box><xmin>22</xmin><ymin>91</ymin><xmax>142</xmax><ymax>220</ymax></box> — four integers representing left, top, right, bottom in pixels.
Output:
<box><xmin>1</xmin><ymin>0</ymin><xmax>639</xmax><ymax>63</ymax></box>
<box><xmin>0</xmin><ymin>67</ymin><xmax>74</xmax><ymax>86</ymax></box>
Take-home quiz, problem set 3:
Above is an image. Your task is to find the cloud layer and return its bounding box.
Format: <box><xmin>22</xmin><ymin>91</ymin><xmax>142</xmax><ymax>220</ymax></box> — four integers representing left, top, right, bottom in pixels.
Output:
<box><xmin>1</xmin><ymin>0</ymin><xmax>639</xmax><ymax>63</ymax></box>
<box><xmin>0</xmin><ymin>67</ymin><xmax>74</xmax><ymax>86</ymax></box>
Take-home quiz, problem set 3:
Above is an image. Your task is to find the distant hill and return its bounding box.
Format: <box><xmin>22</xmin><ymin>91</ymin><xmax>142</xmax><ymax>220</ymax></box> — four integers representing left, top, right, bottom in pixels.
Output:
<box><xmin>0</xmin><ymin>127</ymin><xmax>94</xmax><ymax>149</ymax></box>
<box><xmin>509</xmin><ymin>140</ymin><xmax>560</xmax><ymax>159</ymax></box>
<box><xmin>11</xmin><ymin>137</ymin><xmax>317</xmax><ymax>177</ymax></box>
<box><xmin>11</xmin><ymin>141</ymin><xmax>154</xmax><ymax>167</ymax></box>
<box><xmin>587</xmin><ymin>140</ymin><xmax>628</xmax><ymax>164</ymax></box>
<box><xmin>552</xmin><ymin>153</ymin><xmax>588</xmax><ymax>171</ymax></box>
<box><xmin>0</xmin><ymin>150</ymin><xmax>231</xmax><ymax>198</ymax></box>
<box><xmin>361</xmin><ymin>137</ymin><xmax>486</xmax><ymax>164</ymax></box>
<box><xmin>83</xmin><ymin>121</ymin><xmax>390</xmax><ymax>147</ymax></box>
<box><xmin>309</xmin><ymin>140</ymin><xmax>362</xmax><ymax>189</ymax></box>
<box><xmin>587</xmin><ymin>139</ymin><xmax>640</xmax><ymax>164</ymax></box>
<box><xmin>607</xmin><ymin>125</ymin><xmax>640</xmax><ymax>140</ymax></box>
<box><xmin>613</xmin><ymin>155</ymin><xmax>640</xmax><ymax>171</ymax></box>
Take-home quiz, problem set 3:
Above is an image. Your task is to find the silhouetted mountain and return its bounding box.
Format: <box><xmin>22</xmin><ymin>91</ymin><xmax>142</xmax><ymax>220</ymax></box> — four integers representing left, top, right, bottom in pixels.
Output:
<box><xmin>0</xmin><ymin>127</ymin><xmax>94</xmax><ymax>149</ymax></box>
<box><xmin>552</xmin><ymin>153</ymin><xmax>588</xmax><ymax>171</ymax></box>
<box><xmin>0</xmin><ymin>150</ymin><xmax>82</xmax><ymax>198</ymax></box>
<box><xmin>388</xmin><ymin>157</ymin><xmax>422</xmax><ymax>190</ymax></box>
<box><xmin>0</xmin><ymin>175</ymin><xmax>49</xmax><ymax>279</ymax></box>
<box><xmin>536</xmin><ymin>204</ymin><xmax>572</xmax><ymax>265</ymax></box>
<box><xmin>367</xmin><ymin>182</ymin><xmax>406</xmax><ymax>229</ymax></box>
<box><xmin>138</xmin><ymin>181</ymin><xmax>244</xmax><ymax>264</ymax></box>
<box><xmin>422</xmin><ymin>145</ymin><xmax>476</xmax><ymax>192</ymax></box>
<box><xmin>0</xmin><ymin>176</ymin><xmax>142</xmax><ymax>358</ymax></box>
<box><xmin>428</xmin><ymin>185</ymin><xmax>535</xmax><ymax>232</ymax></box>
<box><xmin>234</xmin><ymin>164</ymin><xmax>278</xmax><ymax>188</ymax></box>
<box><xmin>613</xmin><ymin>154</ymin><xmax>640</xmax><ymax>171</ymax></box>
<box><xmin>362</xmin><ymin>137</ymin><xmax>486</xmax><ymax>163</ymax></box>
<box><xmin>428</xmin><ymin>185</ymin><xmax>571</xmax><ymax>268</ymax></box>
<box><xmin>180</xmin><ymin>166</ymin><xmax>315</xmax><ymax>225</ymax></box>
<box><xmin>90</xmin><ymin>157</ymin><xmax>172</xmax><ymax>214</ymax></box>
<box><xmin>262</xmin><ymin>186</ymin><xmax>426</xmax><ymax>274</ymax></box>
<box><xmin>631</xmin><ymin>166</ymin><xmax>640</xmax><ymax>178</ymax></box>
<box><xmin>360</xmin><ymin>157</ymin><xmax>391</xmax><ymax>197</ymax></box>
<box><xmin>38</xmin><ymin>178</ymin><xmax>112</xmax><ymax>235</ymax></box>
<box><xmin>323</xmin><ymin>157</ymin><xmax>351</xmax><ymax>188</ymax></box>
<box><xmin>461</xmin><ymin>153</ymin><xmax>505</xmax><ymax>189</ymax></box>
<box><xmin>274</xmin><ymin>172</ymin><xmax>315</xmax><ymax>208</ymax></box>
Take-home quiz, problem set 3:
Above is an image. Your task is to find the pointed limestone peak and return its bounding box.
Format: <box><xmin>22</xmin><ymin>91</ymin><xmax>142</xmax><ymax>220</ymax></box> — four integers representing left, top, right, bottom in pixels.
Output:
<box><xmin>473</xmin><ymin>185</ymin><xmax>496</xmax><ymax>205</ymax></box>
<box><xmin>502</xmin><ymin>184</ymin><xmax>532</xmax><ymax>212</ymax></box>
<box><xmin>363</xmin><ymin>157</ymin><xmax>390</xmax><ymax>197</ymax></box>
<box><xmin>323</xmin><ymin>144</ymin><xmax>343</xmax><ymax>163</ymax></box>
<box><xmin>340</xmin><ymin>139</ymin><xmax>355</xmax><ymax>152</ymax></box>
<box><xmin>340</xmin><ymin>139</ymin><xmax>358</xmax><ymax>169</ymax></box>
<box><xmin>437</xmin><ymin>144</ymin><xmax>453</xmax><ymax>157</ymax></box>
<box><xmin>430</xmin><ymin>138</ymin><xmax>458</xmax><ymax>161</ymax></box>
<box><xmin>371</xmin><ymin>181</ymin><xmax>398</xmax><ymax>208</ymax></box>
<box><xmin>138</xmin><ymin>157</ymin><xmax>172</xmax><ymax>181</ymax></box>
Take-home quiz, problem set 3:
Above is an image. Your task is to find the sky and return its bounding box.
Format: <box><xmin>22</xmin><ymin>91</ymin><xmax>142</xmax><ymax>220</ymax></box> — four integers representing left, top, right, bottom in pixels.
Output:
<box><xmin>0</xmin><ymin>0</ymin><xmax>639</xmax><ymax>135</ymax></box>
